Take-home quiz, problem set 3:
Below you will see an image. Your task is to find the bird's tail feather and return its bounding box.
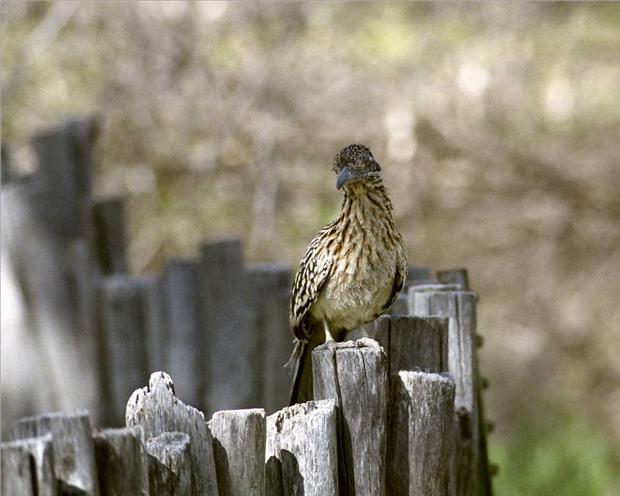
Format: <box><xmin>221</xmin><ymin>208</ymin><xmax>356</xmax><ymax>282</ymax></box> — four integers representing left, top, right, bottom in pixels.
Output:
<box><xmin>288</xmin><ymin>340</ymin><xmax>313</xmax><ymax>406</ymax></box>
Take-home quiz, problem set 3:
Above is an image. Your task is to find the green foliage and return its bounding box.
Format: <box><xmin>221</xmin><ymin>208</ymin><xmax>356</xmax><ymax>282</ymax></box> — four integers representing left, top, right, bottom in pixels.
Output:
<box><xmin>492</xmin><ymin>406</ymin><xmax>620</xmax><ymax>496</ymax></box>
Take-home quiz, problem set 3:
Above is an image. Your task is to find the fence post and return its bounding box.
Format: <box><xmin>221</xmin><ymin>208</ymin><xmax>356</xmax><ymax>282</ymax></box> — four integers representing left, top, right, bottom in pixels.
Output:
<box><xmin>388</xmin><ymin>371</ymin><xmax>455</xmax><ymax>496</ymax></box>
<box><xmin>409</xmin><ymin>284</ymin><xmax>479</xmax><ymax>496</ymax></box>
<box><xmin>313</xmin><ymin>339</ymin><xmax>388</xmax><ymax>496</ymax></box>
<box><xmin>247</xmin><ymin>264</ymin><xmax>292</xmax><ymax>413</ymax></box>
<box><xmin>88</xmin><ymin>198</ymin><xmax>128</xmax><ymax>275</ymax></box>
<box><xmin>1</xmin><ymin>434</ymin><xmax>55</xmax><ymax>496</ymax></box>
<box><xmin>160</xmin><ymin>259</ymin><xmax>205</xmax><ymax>410</ymax></box>
<box><xmin>93</xmin><ymin>426</ymin><xmax>148</xmax><ymax>495</ymax></box>
<box><xmin>266</xmin><ymin>399</ymin><xmax>339</xmax><ymax>496</ymax></box>
<box><xmin>126</xmin><ymin>371</ymin><xmax>219</xmax><ymax>495</ymax></box>
<box><xmin>199</xmin><ymin>240</ymin><xmax>259</xmax><ymax>413</ymax></box>
<box><xmin>209</xmin><ymin>409</ymin><xmax>266</xmax><ymax>496</ymax></box>
<box><xmin>371</xmin><ymin>315</ymin><xmax>449</xmax><ymax>375</ymax></box>
<box><xmin>10</xmin><ymin>411</ymin><xmax>99</xmax><ymax>495</ymax></box>
<box><xmin>95</xmin><ymin>275</ymin><xmax>149</xmax><ymax>424</ymax></box>
<box><xmin>146</xmin><ymin>432</ymin><xmax>193</xmax><ymax>496</ymax></box>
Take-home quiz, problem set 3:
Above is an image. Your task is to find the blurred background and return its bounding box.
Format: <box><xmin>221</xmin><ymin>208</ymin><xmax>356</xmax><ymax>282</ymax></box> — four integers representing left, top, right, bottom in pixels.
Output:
<box><xmin>2</xmin><ymin>2</ymin><xmax>619</xmax><ymax>494</ymax></box>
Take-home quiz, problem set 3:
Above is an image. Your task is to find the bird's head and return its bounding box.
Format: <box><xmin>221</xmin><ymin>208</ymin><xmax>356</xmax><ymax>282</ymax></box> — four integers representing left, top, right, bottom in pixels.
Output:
<box><xmin>332</xmin><ymin>144</ymin><xmax>382</xmax><ymax>190</ymax></box>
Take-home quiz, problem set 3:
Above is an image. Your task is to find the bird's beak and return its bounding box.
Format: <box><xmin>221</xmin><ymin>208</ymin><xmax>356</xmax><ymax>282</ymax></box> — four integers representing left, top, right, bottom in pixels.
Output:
<box><xmin>336</xmin><ymin>166</ymin><xmax>355</xmax><ymax>190</ymax></box>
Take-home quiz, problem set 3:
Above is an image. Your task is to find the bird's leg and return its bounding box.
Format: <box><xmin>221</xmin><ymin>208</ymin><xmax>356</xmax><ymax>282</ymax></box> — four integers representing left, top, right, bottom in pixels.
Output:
<box><xmin>323</xmin><ymin>320</ymin><xmax>335</xmax><ymax>342</ymax></box>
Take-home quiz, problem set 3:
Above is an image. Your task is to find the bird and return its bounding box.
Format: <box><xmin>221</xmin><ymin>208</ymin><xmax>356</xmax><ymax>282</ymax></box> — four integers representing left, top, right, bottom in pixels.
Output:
<box><xmin>288</xmin><ymin>144</ymin><xmax>408</xmax><ymax>405</ymax></box>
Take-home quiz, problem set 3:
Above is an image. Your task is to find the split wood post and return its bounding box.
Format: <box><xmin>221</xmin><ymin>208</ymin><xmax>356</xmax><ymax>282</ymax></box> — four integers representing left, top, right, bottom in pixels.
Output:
<box><xmin>95</xmin><ymin>275</ymin><xmax>149</xmax><ymax>424</ymax></box>
<box><xmin>88</xmin><ymin>198</ymin><xmax>128</xmax><ymax>275</ymax></box>
<box><xmin>408</xmin><ymin>284</ymin><xmax>479</xmax><ymax>496</ymax></box>
<box><xmin>387</xmin><ymin>371</ymin><xmax>455</xmax><ymax>496</ymax></box>
<box><xmin>371</xmin><ymin>315</ymin><xmax>450</xmax><ymax>375</ymax></box>
<box><xmin>1</xmin><ymin>434</ymin><xmax>55</xmax><ymax>496</ymax></box>
<box><xmin>209</xmin><ymin>409</ymin><xmax>266</xmax><ymax>496</ymax></box>
<box><xmin>93</xmin><ymin>426</ymin><xmax>148</xmax><ymax>495</ymax></box>
<box><xmin>10</xmin><ymin>411</ymin><xmax>99</xmax><ymax>495</ymax></box>
<box><xmin>247</xmin><ymin>264</ymin><xmax>292</xmax><ymax>413</ymax></box>
<box><xmin>199</xmin><ymin>240</ymin><xmax>258</xmax><ymax>413</ymax></box>
<box><xmin>313</xmin><ymin>339</ymin><xmax>388</xmax><ymax>496</ymax></box>
<box><xmin>266</xmin><ymin>399</ymin><xmax>339</xmax><ymax>496</ymax></box>
<box><xmin>160</xmin><ymin>259</ymin><xmax>205</xmax><ymax>409</ymax></box>
<box><xmin>146</xmin><ymin>432</ymin><xmax>192</xmax><ymax>496</ymax></box>
<box><xmin>126</xmin><ymin>371</ymin><xmax>219</xmax><ymax>495</ymax></box>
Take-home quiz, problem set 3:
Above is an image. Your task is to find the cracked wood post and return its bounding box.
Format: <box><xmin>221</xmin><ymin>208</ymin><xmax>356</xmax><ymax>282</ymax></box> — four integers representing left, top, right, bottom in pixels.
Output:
<box><xmin>93</xmin><ymin>426</ymin><xmax>148</xmax><ymax>495</ymax></box>
<box><xmin>161</xmin><ymin>259</ymin><xmax>205</xmax><ymax>410</ymax></box>
<box><xmin>10</xmin><ymin>411</ymin><xmax>99</xmax><ymax>495</ymax></box>
<box><xmin>371</xmin><ymin>315</ymin><xmax>449</xmax><ymax>375</ymax></box>
<box><xmin>409</xmin><ymin>284</ymin><xmax>479</xmax><ymax>496</ymax></box>
<box><xmin>266</xmin><ymin>399</ymin><xmax>339</xmax><ymax>496</ymax></box>
<box><xmin>388</xmin><ymin>371</ymin><xmax>455</xmax><ymax>496</ymax></box>
<box><xmin>209</xmin><ymin>409</ymin><xmax>266</xmax><ymax>496</ymax></box>
<box><xmin>313</xmin><ymin>339</ymin><xmax>388</xmax><ymax>496</ymax></box>
<box><xmin>126</xmin><ymin>371</ymin><xmax>219</xmax><ymax>495</ymax></box>
<box><xmin>147</xmin><ymin>432</ymin><xmax>192</xmax><ymax>496</ymax></box>
<box><xmin>1</xmin><ymin>434</ymin><xmax>55</xmax><ymax>496</ymax></box>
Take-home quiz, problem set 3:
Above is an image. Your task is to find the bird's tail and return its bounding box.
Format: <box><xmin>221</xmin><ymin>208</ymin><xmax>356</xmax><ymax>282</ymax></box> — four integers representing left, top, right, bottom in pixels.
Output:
<box><xmin>287</xmin><ymin>339</ymin><xmax>314</xmax><ymax>406</ymax></box>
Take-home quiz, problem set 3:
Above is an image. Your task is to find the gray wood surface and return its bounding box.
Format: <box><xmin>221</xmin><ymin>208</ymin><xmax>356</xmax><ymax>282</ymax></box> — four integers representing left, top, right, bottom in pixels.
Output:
<box><xmin>93</xmin><ymin>426</ymin><xmax>148</xmax><ymax>496</ymax></box>
<box><xmin>10</xmin><ymin>411</ymin><xmax>99</xmax><ymax>495</ymax></box>
<box><xmin>436</xmin><ymin>269</ymin><xmax>470</xmax><ymax>290</ymax></box>
<box><xmin>199</xmin><ymin>240</ymin><xmax>259</xmax><ymax>413</ymax></box>
<box><xmin>96</xmin><ymin>275</ymin><xmax>149</xmax><ymax>424</ymax></box>
<box><xmin>209</xmin><ymin>409</ymin><xmax>266</xmax><ymax>496</ymax></box>
<box><xmin>266</xmin><ymin>400</ymin><xmax>339</xmax><ymax>496</ymax></box>
<box><xmin>247</xmin><ymin>264</ymin><xmax>292</xmax><ymax>414</ymax></box>
<box><xmin>1</xmin><ymin>434</ymin><xmax>56</xmax><ymax>496</ymax></box>
<box><xmin>88</xmin><ymin>198</ymin><xmax>128</xmax><ymax>275</ymax></box>
<box><xmin>408</xmin><ymin>287</ymin><xmax>479</xmax><ymax>496</ymax></box>
<box><xmin>160</xmin><ymin>259</ymin><xmax>205</xmax><ymax>410</ymax></box>
<box><xmin>313</xmin><ymin>339</ymin><xmax>388</xmax><ymax>496</ymax></box>
<box><xmin>137</xmin><ymin>273</ymin><xmax>166</xmax><ymax>373</ymax></box>
<box><xmin>372</xmin><ymin>315</ymin><xmax>449</xmax><ymax>375</ymax></box>
<box><xmin>126</xmin><ymin>371</ymin><xmax>219</xmax><ymax>495</ymax></box>
<box><xmin>388</xmin><ymin>371</ymin><xmax>455</xmax><ymax>496</ymax></box>
<box><xmin>146</xmin><ymin>432</ymin><xmax>192</xmax><ymax>496</ymax></box>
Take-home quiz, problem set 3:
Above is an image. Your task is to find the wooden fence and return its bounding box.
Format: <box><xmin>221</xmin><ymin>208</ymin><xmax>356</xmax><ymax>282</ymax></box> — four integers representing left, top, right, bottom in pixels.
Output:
<box><xmin>2</xmin><ymin>118</ymin><xmax>495</xmax><ymax>495</ymax></box>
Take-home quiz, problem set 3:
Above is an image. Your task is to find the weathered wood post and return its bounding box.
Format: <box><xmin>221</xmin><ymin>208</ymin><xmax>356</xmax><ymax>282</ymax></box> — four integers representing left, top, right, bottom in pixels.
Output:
<box><xmin>388</xmin><ymin>371</ymin><xmax>455</xmax><ymax>496</ymax></box>
<box><xmin>1</xmin><ymin>434</ymin><xmax>55</xmax><ymax>496</ymax></box>
<box><xmin>88</xmin><ymin>198</ymin><xmax>128</xmax><ymax>275</ymax></box>
<box><xmin>160</xmin><ymin>259</ymin><xmax>205</xmax><ymax>410</ymax></box>
<box><xmin>210</xmin><ymin>409</ymin><xmax>266</xmax><ymax>496</ymax></box>
<box><xmin>409</xmin><ymin>283</ymin><xmax>479</xmax><ymax>496</ymax></box>
<box><xmin>126</xmin><ymin>371</ymin><xmax>219</xmax><ymax>495</ymax></box>
<box><xmin>313</xmin><ymin>339</ymin><xmax>388</xmax><ymax>496</ymax></box>
<box><xmin>10</xmin><ymin>411</ymin><xmax>99</xmax><ymax>495</ymax></box>
<box><xmin>95</xmin><ymin>275</ymin><xmax>149</xmax><ymax>424</ymax></box>
<box><xmin>146</xmin><ymin>432</ymin><xmax>193</xmax><ymax>495</ymax></box>
<box><xmin>199</xmin><ymin>240</ymin><xmax>259</xmax><ymax>413</ymax></box>
<box><xmin>93</xmin><ymin>426</ymin><xmax>148</xmax><ymax>495</ymax></box>
<box><xmin>370</xmin><ymin>315</ymin><xmax>449</xmax><ymax>375</ymax></box>
<box><xmin>266</xmin><ymin>399</ymin><xmax>339</xmax><ymax>496</ymax></box>
<box><xmin>247</xmin><ymin>264</ymin><xmax>292</xmax><ymax>413</ymax></box>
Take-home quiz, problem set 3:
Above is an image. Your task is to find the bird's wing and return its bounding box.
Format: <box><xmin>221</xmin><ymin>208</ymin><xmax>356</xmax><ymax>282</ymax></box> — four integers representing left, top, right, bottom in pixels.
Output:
<box><xmin>380</xmin><ymin>247</ymin><xmax>408</xmax><ymax>315</ymax></box>
<box><xmin>289</xmin><ymin>230</ymin><xmax>333</xmax><ymax>341</ymax></box>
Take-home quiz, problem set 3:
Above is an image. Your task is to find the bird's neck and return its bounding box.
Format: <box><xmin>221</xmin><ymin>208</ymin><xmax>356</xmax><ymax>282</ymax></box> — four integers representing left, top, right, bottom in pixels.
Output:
<box><xmin>338</xmin><ymin>179</ymin><xmax>394</xmax><ymax>223</ymax></box>
<box><xmin>341</xmin><ymin>179</ymin><xmax>392</xmax><ymax>217</ymax></box>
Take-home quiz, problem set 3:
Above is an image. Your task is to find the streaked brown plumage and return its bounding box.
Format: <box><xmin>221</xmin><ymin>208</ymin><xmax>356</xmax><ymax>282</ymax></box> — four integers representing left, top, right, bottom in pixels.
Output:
<box><xmin>289</xmin><ymin>144</ymin><xmax>408</xmax><ymax>405</ymax></box>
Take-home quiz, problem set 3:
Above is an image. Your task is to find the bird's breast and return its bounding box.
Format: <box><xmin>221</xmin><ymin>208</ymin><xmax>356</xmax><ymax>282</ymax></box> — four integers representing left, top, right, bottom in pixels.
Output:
<box><xmin>310</xmin><ymin>217</ymin><xmax>399</xmax><ymax>331</ymax></box>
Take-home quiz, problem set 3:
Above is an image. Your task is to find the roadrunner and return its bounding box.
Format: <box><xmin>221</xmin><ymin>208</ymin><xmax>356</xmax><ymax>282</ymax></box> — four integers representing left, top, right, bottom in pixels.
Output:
<box><xmin>289</xmin><ymin>144</ymin><xmax>408</xmax><ymax>405</ymax></box>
